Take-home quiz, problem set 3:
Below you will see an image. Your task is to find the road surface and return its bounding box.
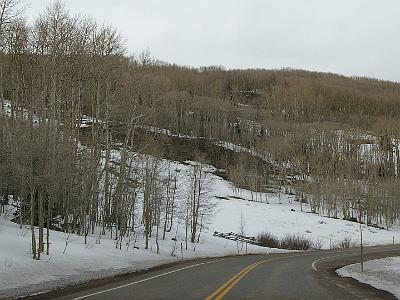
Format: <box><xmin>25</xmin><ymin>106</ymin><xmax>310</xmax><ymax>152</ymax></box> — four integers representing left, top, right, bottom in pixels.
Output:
<box><xmin>26</xmin><ymin>245</ymin><xmax>400</xmax><ymax>300</ymax></box>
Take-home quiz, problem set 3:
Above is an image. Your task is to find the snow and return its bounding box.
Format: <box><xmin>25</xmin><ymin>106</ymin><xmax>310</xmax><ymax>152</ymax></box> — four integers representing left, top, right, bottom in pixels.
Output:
<box><xmin>79</xmin><ymin>115</ymin><xmax>103</xmax><ymax>128</ymax></box>
<box><xmin>0</xmin><ymin>206</ymin><xmax>279</xmax><ymax>299</ymax></box>
<box><xmin>337</xmin><ymin>256</ymin><xmax>400</xmax><ymax>299</ymax></box>
<box><xmin>1</xmin><ymin>99</ymin><xmax>39</xmax><ymax>124</ymax></box>
<box><xmin>205</xmin><ymin>174</ymin><xmax>399</xmax><ymax>249</ymax></box>
<box><xmin>1</xmin><ymin>100</ymin><xmax>100</xmax><ymax>129</ymax></box>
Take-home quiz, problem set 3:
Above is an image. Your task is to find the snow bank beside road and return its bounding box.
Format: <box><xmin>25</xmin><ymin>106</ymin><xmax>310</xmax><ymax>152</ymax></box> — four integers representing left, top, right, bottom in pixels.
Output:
<box><xmin>337</xmin><ymin>256</ymin><xmax>400</xmax><ymax>299</ymax></box>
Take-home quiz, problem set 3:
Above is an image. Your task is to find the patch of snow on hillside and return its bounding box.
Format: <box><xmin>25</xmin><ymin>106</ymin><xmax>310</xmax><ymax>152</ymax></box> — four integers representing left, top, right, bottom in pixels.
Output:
<box><xmin>337</xmin><ymin>256</ymin><xmax>400</xmax><ymax>299</ymax></box>
<box><xmin>1</xmin><ymin>99</ymin><xmax>40</xmax><ymax>124</ymax></box>
<box><xmin>205</xmin><ymin>170</ymin><xmax>399</xmax><ymax>249</ymax></box>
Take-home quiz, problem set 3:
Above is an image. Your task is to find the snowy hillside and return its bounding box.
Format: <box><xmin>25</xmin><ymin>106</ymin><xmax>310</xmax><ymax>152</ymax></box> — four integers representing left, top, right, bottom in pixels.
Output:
<box><xmin>0</xmin><ymin>155</ymin><xmax>399</xmax><ymax>298</ymax></box>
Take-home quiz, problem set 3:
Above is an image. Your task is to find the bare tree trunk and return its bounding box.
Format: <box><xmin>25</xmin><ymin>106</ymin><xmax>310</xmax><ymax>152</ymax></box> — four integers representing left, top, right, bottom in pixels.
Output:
<box><xmin>30</xmin><ymin>183</ymin><xmax>37</xmax><ymax>260</ymax></box>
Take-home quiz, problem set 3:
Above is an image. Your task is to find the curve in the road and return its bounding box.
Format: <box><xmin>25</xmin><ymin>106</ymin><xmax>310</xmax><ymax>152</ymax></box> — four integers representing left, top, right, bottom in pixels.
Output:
<box><xmin>23</xmin><ymin>245</ymin><xmax>400</xmax><ymax>300</ymax></box>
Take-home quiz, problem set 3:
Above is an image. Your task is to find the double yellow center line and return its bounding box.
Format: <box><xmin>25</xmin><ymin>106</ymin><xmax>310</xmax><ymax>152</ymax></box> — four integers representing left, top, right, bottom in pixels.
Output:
<box><xmin>205</xmin><ymin>260</ymin><xmax>266</xmax><ymax>300</ymax></box>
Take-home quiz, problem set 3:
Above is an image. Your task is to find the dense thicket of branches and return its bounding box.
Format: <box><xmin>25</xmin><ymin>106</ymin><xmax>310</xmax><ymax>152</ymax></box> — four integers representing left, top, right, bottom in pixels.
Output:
<box><xmin>1</xmin><ymin>1</ymin><xmax>400</xmax><ymax>259</ymax></box>
<box><xmin>0</xmin><ymin>2</ymin><xmax>215</xmax><ymax>259</ymax></box>
<box><xmin>131</xmin><ymin>64</ymin><xmax>400</xmax><ymax>228</ymax></box>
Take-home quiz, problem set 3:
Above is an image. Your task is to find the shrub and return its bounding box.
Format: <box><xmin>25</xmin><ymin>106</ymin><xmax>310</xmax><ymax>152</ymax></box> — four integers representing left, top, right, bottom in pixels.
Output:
<box><xmin>257</xmin><ymin>232</ymin><xmax>280</xmax><ymax>248</ymax></box>
<box><xmin>333</xmin><ymin>237</ymin><xmax>355</xmax><ymax>249</ymax></box>
<box><xmin>312</xmin><ymin>239</ymin><xmax>323</xmax><ymax>250</ymax></box>
<box><xmin>257</xmin><ymin>232</ymin><xmax>315</xmax><ymax>250</ymax></box>
<box><xmin>280</xmin><ymin>234</ymin><xmax>313</xmax><ymax>250</ymax></box>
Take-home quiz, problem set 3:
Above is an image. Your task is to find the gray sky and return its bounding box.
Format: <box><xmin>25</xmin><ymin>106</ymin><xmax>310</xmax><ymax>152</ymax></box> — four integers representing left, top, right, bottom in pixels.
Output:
<box><xmin>28</xmin><ymin>0</ymin><xmax>400</xmax><ymax>82</ymax></box>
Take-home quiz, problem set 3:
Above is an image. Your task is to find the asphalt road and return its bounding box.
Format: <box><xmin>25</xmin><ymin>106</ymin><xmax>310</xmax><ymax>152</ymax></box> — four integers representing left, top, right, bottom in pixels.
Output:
<box><xmin>26</xmin><ymin>244</ymin><xmax>400</xmax><ymax>300</ymax></box>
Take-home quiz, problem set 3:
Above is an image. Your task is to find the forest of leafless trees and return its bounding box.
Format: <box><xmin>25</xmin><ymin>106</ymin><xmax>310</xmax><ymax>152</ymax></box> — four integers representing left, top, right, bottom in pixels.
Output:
<box><xmin>0</xmin><ymin>1</ymin><xmax>400</xmax><ymax>260</ymax></box>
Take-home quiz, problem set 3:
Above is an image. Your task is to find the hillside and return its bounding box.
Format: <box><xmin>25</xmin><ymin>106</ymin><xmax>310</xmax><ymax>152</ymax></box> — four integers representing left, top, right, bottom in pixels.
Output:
<box><xmin>1</xmin><ymin>153</ymin><xmax>398</xmax><ymax>298</ymax></box>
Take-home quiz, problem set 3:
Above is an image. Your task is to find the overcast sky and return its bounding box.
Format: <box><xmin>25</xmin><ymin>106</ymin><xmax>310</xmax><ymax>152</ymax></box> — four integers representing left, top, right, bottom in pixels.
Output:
<box><xmin>28</xmin><ymin>0</ymin><xmax>400</xmax><ymax>82</ymax></box>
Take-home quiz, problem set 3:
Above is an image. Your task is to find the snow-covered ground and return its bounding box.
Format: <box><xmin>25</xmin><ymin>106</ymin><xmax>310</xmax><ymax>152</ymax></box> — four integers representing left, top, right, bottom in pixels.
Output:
<box><xmin>0</xmin><ymin>210</ymin><xmax>278</xmax><ymax>299</ymax></box>
<box><xmin>337</xmin><ymin>257</ymin><xmax>400</xmax><ymax>299</ymax></box>
<box><xmin>0</xmin><ymin>156</ymin><xmax>399</xmax><ymax>298</ymax></box>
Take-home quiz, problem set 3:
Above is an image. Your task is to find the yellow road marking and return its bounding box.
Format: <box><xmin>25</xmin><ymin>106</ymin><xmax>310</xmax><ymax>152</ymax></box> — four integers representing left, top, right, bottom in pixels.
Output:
<box><xmin>205</xmin><ymin>248</ymin><xmax>400</xmax><ymax>300</ymax></box>
<box><xmin>205</xmin><ymin>260</ymin><xmax>265</xmax><ymax>300</ymax></box>
<box><xmin>205</xmin><ymin>254</ymin><xmax>320</xmax><ymax>300</ymax></box>
<box><xmin>214</xmin><ymin>262</ymin><xmax>263</xmax><ymax>300</ymax></box>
